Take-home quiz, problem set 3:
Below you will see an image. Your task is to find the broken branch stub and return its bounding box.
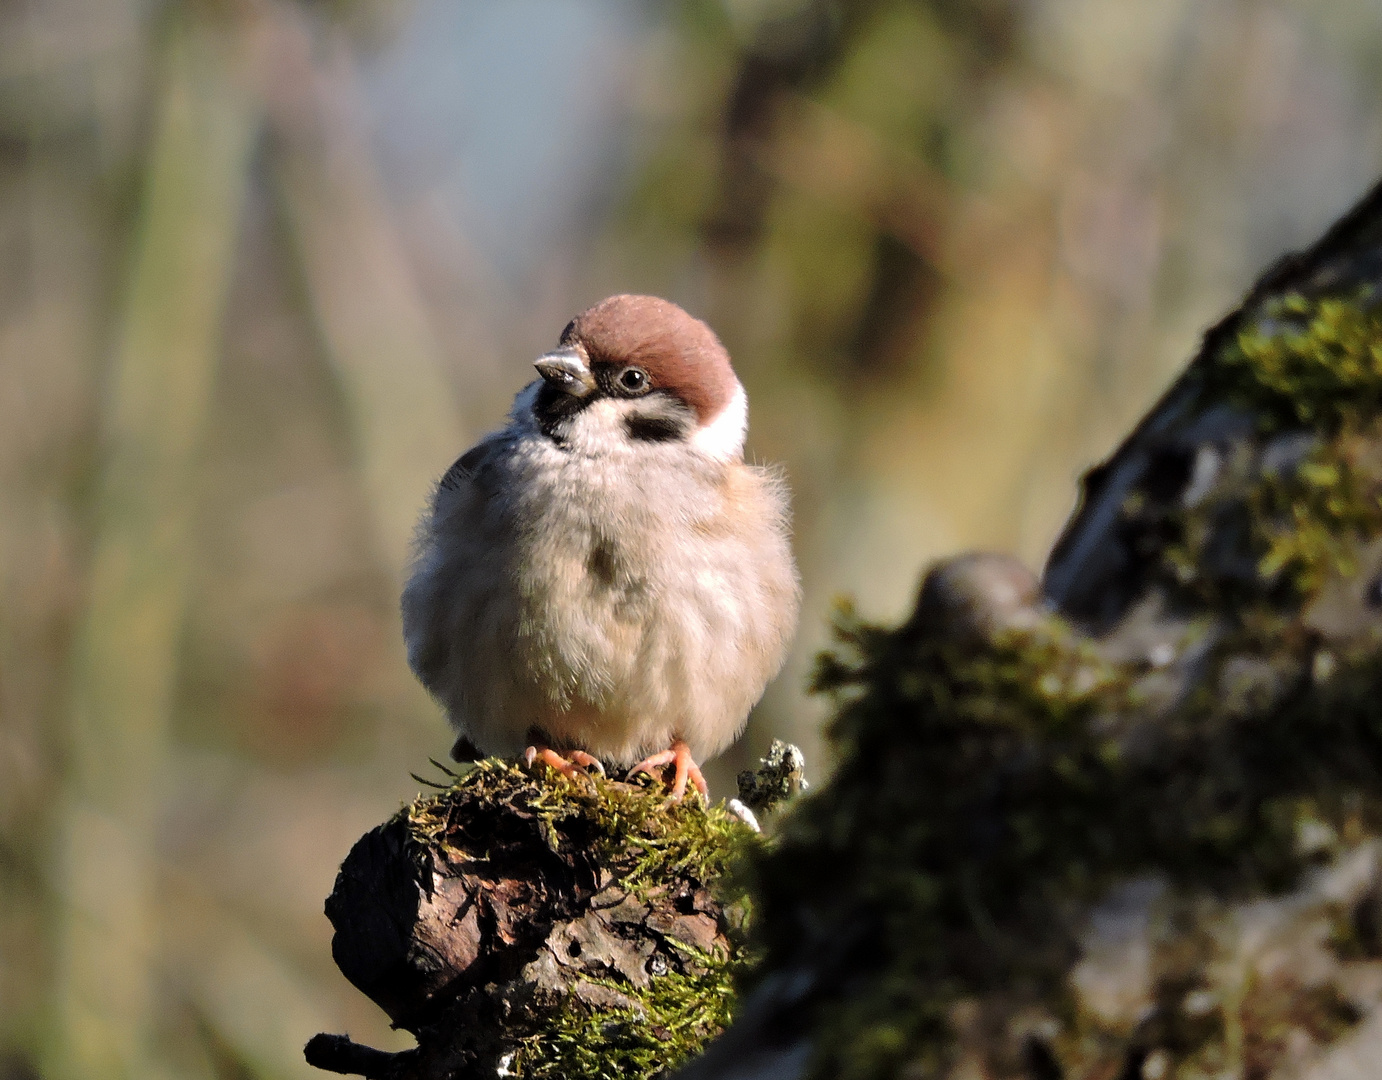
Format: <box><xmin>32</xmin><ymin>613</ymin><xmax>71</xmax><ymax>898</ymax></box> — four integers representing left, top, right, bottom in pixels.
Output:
<box><xmin>309</xmin><ymin>761</ymin><xmax>753</xmax><ymax>1080</ymax></box>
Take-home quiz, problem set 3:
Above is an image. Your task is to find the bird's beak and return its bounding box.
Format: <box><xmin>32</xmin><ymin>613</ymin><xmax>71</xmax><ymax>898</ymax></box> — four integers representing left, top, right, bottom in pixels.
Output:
<box><xmin>534</xmin><ymin>349</ymin><xmax>595</xmax><ymax>398</ymax></box>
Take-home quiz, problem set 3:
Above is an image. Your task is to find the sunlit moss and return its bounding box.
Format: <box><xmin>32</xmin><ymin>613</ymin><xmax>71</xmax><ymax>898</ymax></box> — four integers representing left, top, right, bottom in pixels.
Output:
<box><xmin>1250</xmin><ymin>427</ymin><xmax>1382</xmax><ymax>595</ymax></box>
<box><xmin>1209</xmin><ymin>291</ymin><xmax>1382</xmax><ymax>430</ymax></box>
<box><xmin>1220</xmin><ymin>293</ymin><xmax>1382</xmax><ymax>596</ymax></box>
<box><xmin>409</xmin><ymin>759</ymin><xmax>756</xmax><ymax>894</ymax></box>
<box><xmin>1148</xmin><ymin>293</ymin><xmax>1382</xmax><ymax>601</ymax></box>
<box><xmin>513</xmin><ymin>961</ymin><xmax>739</xmax><ymax>1080</ymax></box>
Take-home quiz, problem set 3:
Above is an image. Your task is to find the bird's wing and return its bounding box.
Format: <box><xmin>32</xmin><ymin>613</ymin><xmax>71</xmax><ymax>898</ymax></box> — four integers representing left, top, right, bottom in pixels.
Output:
<box><xmin>438</xmin><ymin>441</ymin><xmax>497</xmax><ymax>494</ymax></box>
<box><xmin>404</xmin><ymin>436</ymin><xmax>507</xmax><ymax>695</ymax></box>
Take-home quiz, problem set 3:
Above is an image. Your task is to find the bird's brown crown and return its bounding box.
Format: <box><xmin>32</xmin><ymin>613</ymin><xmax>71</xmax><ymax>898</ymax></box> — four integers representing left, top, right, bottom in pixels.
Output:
<box><xmin>561</xmin><ymin>295</ymin><xmax>739</xmax><ymax>427</ymax></box>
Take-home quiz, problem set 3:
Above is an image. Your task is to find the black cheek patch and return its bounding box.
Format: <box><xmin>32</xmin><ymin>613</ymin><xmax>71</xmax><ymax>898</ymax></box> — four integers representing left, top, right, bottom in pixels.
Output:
<box><xmin>625</xmin><ymin>413</ymin><xmax>687</xmax><ymax>443</ymax></box>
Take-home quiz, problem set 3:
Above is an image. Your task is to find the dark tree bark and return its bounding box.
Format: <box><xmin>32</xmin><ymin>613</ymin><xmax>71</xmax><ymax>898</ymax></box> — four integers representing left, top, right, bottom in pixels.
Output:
<box><xmin>306</xmin><ymin>763</ymin><xmax>750</xmax><ymax>1080</ymax></box>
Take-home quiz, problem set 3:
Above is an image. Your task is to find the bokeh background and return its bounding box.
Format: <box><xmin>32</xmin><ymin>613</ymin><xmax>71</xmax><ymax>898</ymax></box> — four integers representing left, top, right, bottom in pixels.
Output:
<box><xmin>2</xmin><ymin>0</ymin><xmax>1381</xmax><ymax>1077</ymax></box>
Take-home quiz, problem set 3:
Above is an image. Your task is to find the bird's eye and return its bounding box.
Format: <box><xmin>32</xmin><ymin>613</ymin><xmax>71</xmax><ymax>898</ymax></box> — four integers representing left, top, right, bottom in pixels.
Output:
<box><xmin>618</xmin><ymin>367</ymin><xmax>649</xmax><ymax>394</ymax></box>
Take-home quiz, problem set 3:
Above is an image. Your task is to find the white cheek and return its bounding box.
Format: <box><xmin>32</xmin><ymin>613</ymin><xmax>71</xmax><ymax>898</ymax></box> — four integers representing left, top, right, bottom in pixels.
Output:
<box><xmin>690</xmin><ymin>382</ymin><xmax>747</xmax><ymax>462</ymax></box>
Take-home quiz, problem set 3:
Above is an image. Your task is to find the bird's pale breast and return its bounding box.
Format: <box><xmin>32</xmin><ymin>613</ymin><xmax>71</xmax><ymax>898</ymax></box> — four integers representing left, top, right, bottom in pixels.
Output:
<box><xmin>402</xmin><ymin>428</ymin><xmax>799</xmax><ymax>765</ymax></box>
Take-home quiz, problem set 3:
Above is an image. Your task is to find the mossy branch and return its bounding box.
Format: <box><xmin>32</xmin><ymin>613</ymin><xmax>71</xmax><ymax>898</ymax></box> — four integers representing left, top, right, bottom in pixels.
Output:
<box><xmin>308</xmin><ymin>762</ymin><xmax>759</xmax><ymax>1080</ymax></box>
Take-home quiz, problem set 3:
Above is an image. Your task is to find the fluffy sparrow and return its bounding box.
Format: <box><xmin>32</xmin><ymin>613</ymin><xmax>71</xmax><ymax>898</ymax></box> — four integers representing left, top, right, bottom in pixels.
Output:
<box><xmin>402</xmin><ymin>295</ymin><xmax>800</xmax><ymax>798</ymax></box>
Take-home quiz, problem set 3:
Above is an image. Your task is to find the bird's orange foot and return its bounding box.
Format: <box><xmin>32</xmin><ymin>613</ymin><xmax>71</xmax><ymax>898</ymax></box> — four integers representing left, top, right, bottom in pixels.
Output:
<box><xmin>628</xmin><ymin>740</ymin><xmax>708</xmax><ymax>802</ymax></box>
<box><xmin>523</xmin><ymin>746</ymin><xmax>605</xmax><ymax>782</ymax></box>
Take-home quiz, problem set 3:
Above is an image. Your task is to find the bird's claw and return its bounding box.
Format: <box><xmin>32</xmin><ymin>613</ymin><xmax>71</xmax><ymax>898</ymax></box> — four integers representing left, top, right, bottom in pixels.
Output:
<box><xmin>629</xmin><ymin>740</ymin><xmax>708</xmax><ymax>802</ymax></box>
<box><xmin>567</xmin><ymin>750</ymin><xmax>605</xmax><ymax>776</ymax></box>
<box><xmin>523</xmin><ymin>745</ymin><xmax>605</xmax><ymax>781</ymax></box>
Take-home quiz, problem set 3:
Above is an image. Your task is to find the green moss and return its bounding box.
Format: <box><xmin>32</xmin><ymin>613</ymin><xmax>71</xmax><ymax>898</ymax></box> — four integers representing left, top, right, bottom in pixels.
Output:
<box><xmin>1250</xmin><ymin>425</ymin><xmax>1382</xmax><ymax>595</ymax></box>
<box><xmin>1208</xmin><ymin>291</ymin><xmax>1382</xmax><ymax>431</ymax></box>
<box><xmin>1212</xmin><ymin>293</ymin><xmax>1382</xmax><ymax>590</ymax></box>
<box><xmin>1154</xmin><ymin>428</ymin><xmax>1382</xmax><ymax>604</ymax></box>
<box><xmin>762</xmin><ymin>615</ymin><xmax>1139</xmax><ymax>1079</ymax></box>
<box><xmin>514</xmin><ymin>959</ymin><xmax>739</xmax><ymax>1080</ymax></box>
<box><xmin>409</xmin><ymin>759</ymin><xmax>755</xmax><ymax>895</ymax></box>
<box><xmin>1141</xmin><ymin>292</ymin><xmax>1382</xmax><ymax>602</ymax></box>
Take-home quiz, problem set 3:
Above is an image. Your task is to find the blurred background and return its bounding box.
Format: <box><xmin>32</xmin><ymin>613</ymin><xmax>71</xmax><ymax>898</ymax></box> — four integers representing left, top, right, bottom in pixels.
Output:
<box><xmin>1</xmin><ymin>0</ymin><xmax>1381</xmax><ymax>1076</ymax></box>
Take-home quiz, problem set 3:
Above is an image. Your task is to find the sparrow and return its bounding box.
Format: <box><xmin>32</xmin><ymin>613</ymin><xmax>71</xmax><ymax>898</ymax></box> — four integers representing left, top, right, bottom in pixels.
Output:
<box><xmin>402</xmin><ymin>295</ymin><xmax>801</xmax><ymax>799</ymax></box>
